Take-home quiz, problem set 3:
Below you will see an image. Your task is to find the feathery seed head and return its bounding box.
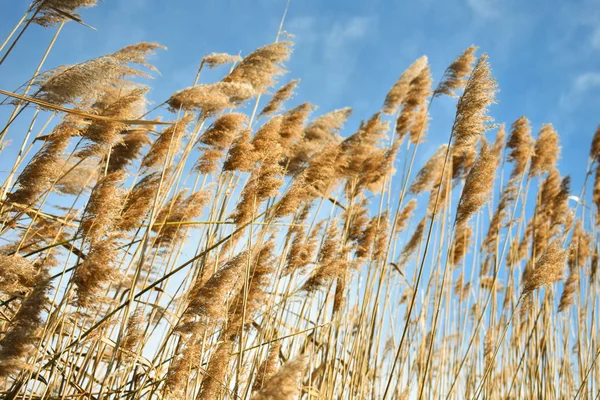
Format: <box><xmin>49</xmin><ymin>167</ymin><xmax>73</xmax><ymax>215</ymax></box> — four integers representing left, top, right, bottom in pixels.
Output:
<box><xmin>304</xmin><ymin>107</ymin><xmax>352</xmax><ymax>142</ymax></box>
<box><xmin>590</xmin><ymin>125</ymin><xmax>600</xmax><ymax>161</ymax></box>
<box><xmin>395</xmin><ymin>66</ymin><xmax>432</xmax><ymax>143</ymax></box>
<box><xmin>78</xmin><ymin>170</ymin><xmax>126</xmax><ymax>243</ymax></box>
<box><xmin>455</xmin><ymin>140</ymin><xmax>499</xmax><ymax>225</ymax></box>
<box><xmin>410</xmin><ymin>145</ymin><xmax>448</xmax><ymax>194</ymax></box>
<box><xmin>434</xmin><ymin>45</ymin><xmax>478</xmax><ymax>98</ymax></box>
<box><xmin>382</xmin><ymin>56</ymin><xmax>428</xmax><ymax>115</ymax></box>
<box><xmin>395</xmin><ymin>199</ymin><xmax>417</xmax><ymax>233</ymax></box>
<box><xmin>203</xmin><ymin>52</ymin><xmax>242</xmax><ymax>69</ymax></box>
<box><xmin>32</xmin><ymin>0</ymin><xmax>98</xmax><ymax>27</ymax></box>
<box><xmin>181</xmin><ymin>250</ymin><xmax>249</xmax><ymax>327</ymax></box>
<box><xmin>451</xmin><ymin>223</ymin><xmax>473</xmax><ymax>266</ymax></box>
<box><xmin>224</xmin><ymin>41</ymin><xmax>293</xmax><ymax>93</ymax></box>
<box><xmin>223</xmin><ymin>128</ymin><xmax>257</xmax><ymax>172</ymax></box>
<box><xmin>35</xmin><ymin>43</ymin><xmax>163</xmax><ymax>105</ymax></box>
<box><xmin>522</xmin><ymin>240</ymin><xmax>567</xmax><ymax>295</ymax></box>
<box><xmin>530</xmin><ymin>123</ymin><xmax>560</xmax><ymax>177</ymax></box>
<box><xmin>250</xmin><ymin>355</ymin><xmax>308</xmax><ymax>400</ymax></box>
<box><xmin>8</xmin><ymin>120</ymin><xmax>76</xmax><ymax>206</ymax></box>
<box><xmin>0</xmin><ymin>271</ymin><xmax>51</xmax><ymax>377</ymax></box>
<box><xmin>142</xmin><ymin>114</ymin><xmax>194</xmax><ymax>170</ymax></box>
<box><xmin>199</xmin><ymin>113</ymin><xmax>248</xmax><ymax>149</ymax></box>
<box><xmin>451</xmin><ymin>54</ymin><xmax>497</xmax><ymax>156</ymax></box>
<box><xmin>260</xmin><ymin>79</ymin><xmax>300</xmax><ymax>117</ymax></box>
<box><xmin>399</xmin><ymin>217</ymin><xmax>426</xmax><ymax>266</ymax></box>
<box><xmin>506</xmin><ymin>116</ymin><xmax>534</xmax><ymax>178</ymax></box>
<box><xmin>0</xmin><ymin>255</ymin><xmax>40</xmax><ymax>295</ymax></box>
<box><xmin>167</xmin><ymin>82</ymin><xmax>256</xmax><ymax>116</ymax></box>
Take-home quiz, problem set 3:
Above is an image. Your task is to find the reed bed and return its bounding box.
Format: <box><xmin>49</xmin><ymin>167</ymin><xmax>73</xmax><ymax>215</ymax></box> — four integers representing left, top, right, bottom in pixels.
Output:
<box><xmin>0</xmin><ymin>2</ymin><xmax>599</xmax><ymax>399</ymax></box>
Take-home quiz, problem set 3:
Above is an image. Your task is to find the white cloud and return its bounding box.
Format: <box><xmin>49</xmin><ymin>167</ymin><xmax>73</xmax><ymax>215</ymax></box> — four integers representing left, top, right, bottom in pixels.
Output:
<box><xmin>323</xmin><ymin>17</ymin><xmax>372</xmax><ymax>60</ymax></box>
<box><xmin>560</xmin><ymin>72</ymin><xmax>600</xmax><ymax>109</ymax></box>
<box><xmin>287</xmin><ymin>16</ymin><xmax>319</xmax><ymax>43</ymax></box>
<box><xmin>466</xmin><ymin>0</ymin><xmax>500</xmax><ymax>19</ymax></box>
<box><xmin>287</xmin><ymin>15</ymin><xmax>376</xmax><ymax>98</ymax></box>
<box><xmin>591</xmin><ymin>26</ymin><xmax>600</xmax><ymax>49</ymax></box>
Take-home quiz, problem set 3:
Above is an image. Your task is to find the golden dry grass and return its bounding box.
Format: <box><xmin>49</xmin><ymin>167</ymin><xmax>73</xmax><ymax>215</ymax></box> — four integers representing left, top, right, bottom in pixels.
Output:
<box><xmin>0</xmin><ymin>2</ymin><xmax>599</xmax><ymax>400</ymax></box>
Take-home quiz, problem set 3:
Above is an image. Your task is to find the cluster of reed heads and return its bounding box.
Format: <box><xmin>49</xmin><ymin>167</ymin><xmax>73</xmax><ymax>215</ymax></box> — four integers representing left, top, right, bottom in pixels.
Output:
<box><xmin>0</xmin><ymin>1</ymin><xmax>599</xmax><ymax>399</ymax></box>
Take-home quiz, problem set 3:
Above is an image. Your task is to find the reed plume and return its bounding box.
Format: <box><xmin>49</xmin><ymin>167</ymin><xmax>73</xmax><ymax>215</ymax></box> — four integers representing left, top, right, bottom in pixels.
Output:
<box><xmin>196</xmin><ymin>148</ymin><xmax>223</xmax><ymax>174</ymax></box>
<box><xmin>530</xmin><ymin>123</ymin><xmax>560</xmax><ymax>177</ymax></box>
<box><xmin>198</xmin><ymin>113</ymin><xmax>248</xmax><ymax>150</ymax></box>
<box><xmin>7</xmin><ymin>119</ymin><xmax>76</xmax><ymax>206</ymax></box>
<box><xmin>451</xmin><ymin>222</ymin><xmax>473</xmax><ymax>266</ymax></box>
<box><xmin>232</xmin><ymin>154</ymin><xmax>284</xmax><ymax>225</ymax></box>
<box><xmin>355</xmin><ymin>213</ymin><xmax>377</xmax><ymax>260</ymax></box>
<box><xmin>197</xmin><ymin>339</ymin><xmax>234</xmax><ymax>400</ymax></box>
<box><xmin>276</xmin><ymin>144</ymin><xmax>340</xmax><ymax>217</ymax></box>
<box><xmin>252</xmin><ymin>116</ymin><xmax>284</xmax><ymax>159</ymax></box>
<box><xmin>32</xmin><ymin>0</ymin><xmax>98</xmax><ymax>27</ymax></box>
<box><xmin>179</xmin><ymin>250</ymin><xmax>249</xmax><ymax>329</ymax></box>
<box><xmin>346</xmin><ymin>199</ymin><xmax>369</xmax><ymax>243</ymax></box>
<box><xmin>410</xmin><ymin>145</ymin><xmax>448</xmax><ymax>194</ymax></box>
<box><xmin>491</xmin><ymin>123</ymin><xmax>506</xmax><ymax>157</ymax></box>
<box><xmin>223</xmin><ymin>128</ymin><xmax>256</xmax><ymax>172</ymax></box>
<box><xmin>522</xmin><ymin>240</ymin><xmax>567</xmax><ymax>295</ymax></box>
<box><xmin>121</xmin><ymin>309</ymin><xmax>144</xmax><ymax>359</ymax></box>
<box><xmin>80</xmin><ymin>87</ymin><xmax>149</xmax><ymax>157</ymax></box>
<box><xmin>253</xmin><ymin>343</ymin><xmax>281</xmax><ymax>391</ymax></box>
<box><xmin>153</xmin><ymin>190</ymin><xmax>210</xmax><ymax>247</ymax></box>
<box><xmin>118</xmin><ymin>172</ymin><xmax>162</xmax><ymax>231</ymax></box>
<box><xmin>451</xmin><ymin>54</ymin><xmax>497</xmax><ymax>156</ymax></box>
<box><xmin>398</xmin><ymin>217</ymin><xmax>426</xmax><ymax>266</ymax></box>
<box><xmin>338</xmin><ymin>113</ymin><xmax>389</xmax><ymax>181</ymax></box>
<box><xmin>72</xmin><ymin>235</ymin><xmax>120</xmax><ymax>307</ymax></box>
<box><xmin>592</xmin><ymin>247</ymin><xmax>599</xmax><ymax>282</ymax></box>
<box><xmin>167</xmin><ymin>82</ymin><xmax>256</xmax><ymax>116</ymax></box>
<box><xmin>226</xmin><ymin>240</ymin><xmax>275</xmax><ymax>335</ymax></box>
<box><xmin>304</xmin><ymin>107</ymin><xmax>352</xmax><ymax>142</ymax></box>
<box><xmin>285</xmin><ymin>222</ymin><xmax>320</xmax><ymax>275</ymax></box>
<box><xmin>395</xmin><ymin>66</ymin><xmax>432</xmax><ymax>143</ymax></box>
<box><xmin>480</xmin><ymin>276</ymin><xmax>503</xmax><ymax>291</ymax></box>
<box><xmin>506</xmin><ymin>116</ymin><xmax>534</xmax><ymax>178</ymax></box>
<box><xmin>203</xmin><ymin>52</ymin><xmax>242</xmax><ymax>69</ymax></box>
<box><xmin>0</xmin><ymin>270</ymin><xmax>50</xmax><ymax>378</ymax></box>
<box><xmin>142</xmin><ymin>114</ymin><xmax>194</xmax><ymax>170</ymax></box>
<box><xmin>455</xmin><ymin>140</ymin><xmax>499</xmax><ymax>225</ymax></box>
<box><xmin>567</xmin><ymin>221</ymin><xmax>592</xmax><ymax>270</ymax></box>
<box><xmin>107</xmin><ymin>128</ymin><xmax>151</xmax><ymax>173</ymax></box>
<box><xmin>164</xmin><ymin>341</ymin><xmax>202</xmax><ymax>398</ymax></box>
<box><xmin>223</xmin><ymin>41</ymin><xmax>293</xmax><ymax>93</ymax></box>
<box><xmin>0</xmin><ymin>255</ymin><xmax>40</xmax><ymax>295</ymax></box>
<box><xmin>394</xmin><ymin>199</ymin><xmax>416</xmax><ymax>235</ymax></box>
<box><xmin>382</xmin><ymin>56</ymin><xmax>428</xmax><ymax>115</ymax></box>
<box><xmin>35</xmin><ymin>43</ymin><xmax>164</xmax><ymax>106</ymax></box>
<box><xmin>482</xmin><ymin>180</ymin><xmax>517</xmax><ymax>254</ymax></box>
<box><xmin>558</xmin><ymin>221</ymin><xmax>590</xmax><ymax>311</ymax></box>
<box><xmin>285</xmin><ymin>107</ymin><xmax>351</xmax><ymax>175</ymax></box>
<box><xmin>373</xmin><ymin>211</ymin><xmax>390</xmax><ymax>263</ymax></box>
<box><xmin>590</xmin><ymin>124</ymin><xmax>600</xmax><ymax>161</ymax></box>
<box><xmin>278</xmin><ymin>102</ymin><xmax>315</xmax><ymax>158</ymax></box>
<box><xmin>78</xmin><ymin>170</ymin><xmax>126</xmax><ymax>243</ymax></box>
<box><xmin>302</xmin><ymin>223</ymin><xmax>347</xmax><ymax>293</ymax></box>
<box><xmin>434</xmin><ymin>45</ymin><xmax>478</xmax><ymax>98</ymax></box>
<box><xmin>55</xmin><ymin>157</ymin><xmax>98</xmax><ymax>195</ymax></box>
<box><xmin>558</xmin><ymin>257</ymin><xmax>579</xmax><ymax>312</ymax></box>
<box><xmin>250</xmin><ymin>355</ymin><xmax>307</xmax><ymax>400</ymax></box>
<box><xmin>260</xmin><ymin>79</ymin><xmax>299</xmax><ymax>117</ymax></box>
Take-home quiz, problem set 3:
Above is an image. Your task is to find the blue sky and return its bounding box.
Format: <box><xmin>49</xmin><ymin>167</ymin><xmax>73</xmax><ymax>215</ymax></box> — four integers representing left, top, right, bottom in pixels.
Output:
<box><xmin>1</xmin><ymin>0</ymin><xmax>600</xmax><ymax>191</ymax></box>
